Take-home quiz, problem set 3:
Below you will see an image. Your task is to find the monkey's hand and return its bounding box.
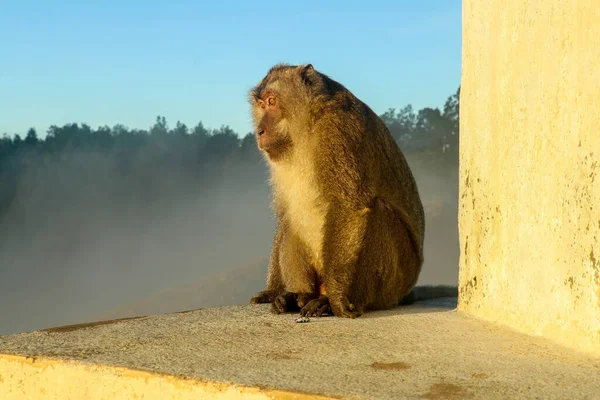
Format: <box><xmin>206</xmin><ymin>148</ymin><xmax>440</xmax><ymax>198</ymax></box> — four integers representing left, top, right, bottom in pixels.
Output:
<box><xmin>250</xmin><ymin>290</ymin><xmax>278</xmax><ymax>304</ymax></box>
<box><xmin>329</xmin><ymin>295</ymin><xmax>363</xmax><ymax>318</ymax></box>
<box><xmin>272</xmin><ymin>292</ymin><xmax>300</xmax><ymax>314</ymax></box>
<box><xmin>297</xmin><ymin>293</ymin><xmax>319</xmax><ymax>309</ymax></box>
<box><xmin>300</xmin><ymin>296</ymin><xmax>331</xmax><ymax>317</ymax></box>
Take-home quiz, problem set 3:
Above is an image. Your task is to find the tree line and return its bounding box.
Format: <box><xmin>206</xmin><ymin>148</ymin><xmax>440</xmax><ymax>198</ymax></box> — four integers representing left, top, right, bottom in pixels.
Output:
<box><xmin>0</xmin><ymin>86</ymin><xmax>460</xmax><ymax>221</ymax></box>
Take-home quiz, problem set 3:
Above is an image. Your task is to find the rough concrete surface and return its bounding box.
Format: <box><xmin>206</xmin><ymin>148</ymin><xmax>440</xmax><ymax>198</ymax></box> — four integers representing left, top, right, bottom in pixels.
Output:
<box><xmin>459</xmin><ymin>0</ymin><xmax>600</xmax><ymax>354</ymax></box>
<box><xmin>1</xmin><ymin>299</ymin><xmax>599</xmax><ymax>399</ymax></box>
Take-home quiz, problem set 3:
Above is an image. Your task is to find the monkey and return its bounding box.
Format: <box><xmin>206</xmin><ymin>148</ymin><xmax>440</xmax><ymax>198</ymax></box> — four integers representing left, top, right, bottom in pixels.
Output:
<box><xmin>248</xmin><ymin>63</ymin><xmax>457</xmax><ymax>318</ymax></box>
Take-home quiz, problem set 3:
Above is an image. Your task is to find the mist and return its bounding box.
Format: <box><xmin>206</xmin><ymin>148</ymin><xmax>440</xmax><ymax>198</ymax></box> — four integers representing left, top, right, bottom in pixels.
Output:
<box><xmin>0</xmin><ymin>95</ymin><xmax>460</xmax><ymax>335</ymax></box>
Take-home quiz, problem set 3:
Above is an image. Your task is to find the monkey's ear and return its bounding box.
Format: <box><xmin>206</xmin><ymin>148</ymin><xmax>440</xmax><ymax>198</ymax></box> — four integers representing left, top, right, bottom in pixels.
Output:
<box><xmin>300</xmin><ymin>64</ymin><xmax>316</xmax><ymax>86</ymax></box>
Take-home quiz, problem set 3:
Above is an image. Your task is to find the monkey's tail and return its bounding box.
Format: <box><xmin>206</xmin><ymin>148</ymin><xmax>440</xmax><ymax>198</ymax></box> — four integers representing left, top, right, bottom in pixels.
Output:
<box><xmin>398</xmin><ymin>285</ymin><xmax>458</xmax><ymax>305</ymax></box>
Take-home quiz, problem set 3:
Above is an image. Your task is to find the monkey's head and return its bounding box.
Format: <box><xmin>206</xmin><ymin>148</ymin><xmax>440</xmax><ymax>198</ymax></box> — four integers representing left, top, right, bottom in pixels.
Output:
<box><xmin>249</xmin><ymin>63</ymin><xmax>339</xmax><ymax>161</ymax></box>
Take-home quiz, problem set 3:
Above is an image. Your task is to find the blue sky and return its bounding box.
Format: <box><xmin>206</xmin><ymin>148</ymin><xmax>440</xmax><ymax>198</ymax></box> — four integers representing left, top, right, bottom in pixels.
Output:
<box><xmin>0</xmin><ymin>0</ymin><xmax>462</xmax><ymax>137</ymax></box>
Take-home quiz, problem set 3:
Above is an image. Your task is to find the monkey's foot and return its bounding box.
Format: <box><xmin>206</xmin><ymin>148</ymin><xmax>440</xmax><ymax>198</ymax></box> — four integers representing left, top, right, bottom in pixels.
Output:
<box><xmin>272</xmin><ymin>292</ymin><xmax>300</xmax><ymax>314</ymax></box>
<box><xmin>297</xmin><ymin>293</ymin><xmax>319</xmax><ymax>308</ymax></box>
<box><xmin>300</xmin><ymin>296</ymin><xmax>332</xmax><ymax>317</ymax></box>
<box><xmin>329</xmin><ymin>296</ymin><xmax>363</xmax><ymax>318</ymax></box>
<box><xmin>250</xmin><ymin>290</ymin><xmax>278</xmax><ymax>304</ymax></box>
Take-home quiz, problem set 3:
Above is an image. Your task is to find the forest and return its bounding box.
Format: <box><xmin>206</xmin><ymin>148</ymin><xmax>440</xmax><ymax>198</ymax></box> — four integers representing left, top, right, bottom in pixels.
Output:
<box><xmin>0</xmin><ymin>86</ymin><xmax>460</xmax><ymax>221</ymax></box>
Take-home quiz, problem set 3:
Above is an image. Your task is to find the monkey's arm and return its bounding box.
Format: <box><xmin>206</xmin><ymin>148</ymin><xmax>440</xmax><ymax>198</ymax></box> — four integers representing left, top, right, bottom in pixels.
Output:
<box><xmin>250</xmin><ymin>219</ymin><xmax>286</xmax><ymax>304</ymax></box>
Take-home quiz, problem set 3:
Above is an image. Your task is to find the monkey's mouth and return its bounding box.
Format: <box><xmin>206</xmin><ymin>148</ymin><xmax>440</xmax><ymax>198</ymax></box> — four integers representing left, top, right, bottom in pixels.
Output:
<box><xmin>257</xmin><ymin>132</ymin><xmax>292</xmax><ymax>156</ymax></box>
<box><xmin>257</xmin><ymin>130</ymin><xmax>277</xmax><ymax>150</ymax></box>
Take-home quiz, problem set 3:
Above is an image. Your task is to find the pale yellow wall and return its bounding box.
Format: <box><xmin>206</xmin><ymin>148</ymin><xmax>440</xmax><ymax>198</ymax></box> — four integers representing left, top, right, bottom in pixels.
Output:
<box><xmin>459</xmin><ymin>0</ymin><xmax>600</xmax><ymax>354</ymax></box>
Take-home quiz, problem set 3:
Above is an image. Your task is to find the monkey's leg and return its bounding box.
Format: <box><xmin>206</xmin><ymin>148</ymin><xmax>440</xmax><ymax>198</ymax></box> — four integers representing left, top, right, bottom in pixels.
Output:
<box><xmin>250</xmin><ymin>221</ymin><xmax>286</xmax><ymax>304</ymax></box>
<box><xmin>328</xmin><ymin>199</ymin><xmax>419</xmax><ymax>315</ymax></box>
<box><xmin>272</xmin><ymin>229</ymin><xmax>318</xmax><ymax>314</ymax></box>
<box><xmin>316</xmin><ymin>203</ymin><xmax>371</xmax><ymax>319</ymax></box>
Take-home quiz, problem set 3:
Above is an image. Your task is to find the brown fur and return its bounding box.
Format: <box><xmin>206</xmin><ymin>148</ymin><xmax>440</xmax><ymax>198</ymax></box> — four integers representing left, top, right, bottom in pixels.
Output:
<box><xmin>248</xmin><ymin>64</ymin><xmax>435</xmax><ymax>318</ymax></box>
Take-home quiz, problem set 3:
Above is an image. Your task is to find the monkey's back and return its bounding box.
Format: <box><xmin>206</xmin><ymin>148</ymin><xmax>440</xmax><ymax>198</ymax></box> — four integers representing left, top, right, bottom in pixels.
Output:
<box><xmin>313</xmin><ymin>85</ymin><xmax>425</xmax><ymax>265</ymax></box>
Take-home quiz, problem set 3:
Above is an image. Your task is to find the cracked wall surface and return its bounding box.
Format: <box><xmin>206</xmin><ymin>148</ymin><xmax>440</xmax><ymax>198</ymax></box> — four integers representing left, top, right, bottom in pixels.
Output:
<box><xmin>459</xmin><ymin>0</ymin><xmax>600</xmax><ymax>354</ymax></box>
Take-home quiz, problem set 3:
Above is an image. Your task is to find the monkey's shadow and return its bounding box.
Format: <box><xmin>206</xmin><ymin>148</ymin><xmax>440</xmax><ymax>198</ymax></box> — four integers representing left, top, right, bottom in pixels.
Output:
<box><xmin>360</xmin><ymin>296</ymin><xmax>458</xmax><ymax>320</ymax></box>
<box><xmin>285</xmin><ymin>297</ymin><xmax>458</xmax><ymax>321</ymax></box>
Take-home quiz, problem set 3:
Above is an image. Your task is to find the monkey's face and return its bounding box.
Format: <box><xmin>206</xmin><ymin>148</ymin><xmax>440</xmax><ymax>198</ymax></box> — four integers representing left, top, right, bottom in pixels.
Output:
<box><xmin>249</xmin><ymin>64</ymin><xmax>324</xmax><ymax>160</ymax></box>
<box><xmin>250</xmin><ymin>88</ymin><xmax>293</xmax><ymax>160</ymax></box>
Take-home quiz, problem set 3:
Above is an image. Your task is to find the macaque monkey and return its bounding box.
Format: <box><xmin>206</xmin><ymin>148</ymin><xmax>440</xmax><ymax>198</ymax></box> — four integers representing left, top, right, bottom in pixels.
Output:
<box><xmin>249</xmin><ymin>63</ymin><xmax>456</xmax><ymax>318</ymax></box>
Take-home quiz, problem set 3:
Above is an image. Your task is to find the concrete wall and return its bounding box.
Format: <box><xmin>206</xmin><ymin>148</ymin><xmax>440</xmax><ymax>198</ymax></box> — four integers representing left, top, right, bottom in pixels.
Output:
<box><xmin>459</xmin><ymin>0</ymin><xmax>600</xmax><ymax>354</ymax></box>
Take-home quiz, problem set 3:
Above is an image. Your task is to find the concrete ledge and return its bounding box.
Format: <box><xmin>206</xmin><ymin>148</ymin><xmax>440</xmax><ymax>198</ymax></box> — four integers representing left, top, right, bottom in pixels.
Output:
<box><xmin>0</xmin><ymin>353</ymin><xmax>327</xmax><ymax>400</ymax></box>
<box><xmin>1</xmin><ymin>299</ymin><xmax>599</xmax><ymax>399</ymax></box>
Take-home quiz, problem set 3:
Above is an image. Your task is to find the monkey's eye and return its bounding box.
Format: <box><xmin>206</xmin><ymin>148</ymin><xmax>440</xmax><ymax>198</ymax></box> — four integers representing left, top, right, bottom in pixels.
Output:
<box><xmin>258</xmin><ymin>99</ymin><xmax>266</xmax><ymax>109</ymax></box>
<box><xmin>267</xmin><ymin>97</ymin><xmax>276</xmax><ymax>106</ymax></box>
